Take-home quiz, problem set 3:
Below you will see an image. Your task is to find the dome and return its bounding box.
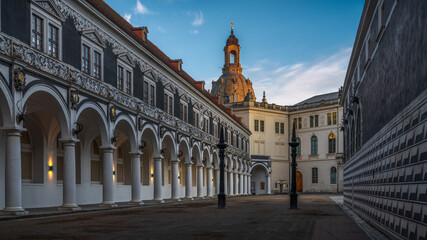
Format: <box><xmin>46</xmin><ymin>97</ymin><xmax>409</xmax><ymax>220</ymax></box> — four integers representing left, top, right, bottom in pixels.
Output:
<box><xmin>211</xmin><ymin>73</ymin><xmax>255</xmax><ymax>104</ymax></box>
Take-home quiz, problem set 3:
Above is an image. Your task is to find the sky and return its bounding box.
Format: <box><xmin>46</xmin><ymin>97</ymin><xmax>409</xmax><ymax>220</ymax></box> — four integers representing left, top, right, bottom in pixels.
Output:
<box><xmin>104</xmin><ymin>0</ymin><xmax>365</xmax><ymax>105</ymax></box>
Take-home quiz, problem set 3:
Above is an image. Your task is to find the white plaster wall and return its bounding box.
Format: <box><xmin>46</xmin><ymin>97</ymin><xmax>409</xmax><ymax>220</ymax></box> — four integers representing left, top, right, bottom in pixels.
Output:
<box><xmin>115</xmin><ymin>185</ymin><xmax>131</xmax><ymax>202</ymax></box>
<box><xmin>270</xmin><ymin>160</ymin><xmax>289</xmax><ymax>192</ymax></box>
<box><xmin>251</xmin><ymin>166</ymin><xmax>267</xmax><ymax>195</ymax></box>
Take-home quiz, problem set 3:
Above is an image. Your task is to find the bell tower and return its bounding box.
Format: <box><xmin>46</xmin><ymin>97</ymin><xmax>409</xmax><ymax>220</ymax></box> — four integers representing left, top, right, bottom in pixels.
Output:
<box><xmin>222</xmin><ymin>22</ymin><xmax>242</xmax><ymax>75</ymax></box>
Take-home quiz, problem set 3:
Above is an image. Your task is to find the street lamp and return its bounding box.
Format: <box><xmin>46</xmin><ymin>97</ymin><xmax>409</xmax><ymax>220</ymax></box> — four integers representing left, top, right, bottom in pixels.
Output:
<box><xmin>288</xmin><ymin>123</ymin><xmax>299</xmax><ymax>209</ymax></box>
<box><xmin>217</xmin><ymin>124</ymin><xmax>228</xmax><ymax>208</ymax></box>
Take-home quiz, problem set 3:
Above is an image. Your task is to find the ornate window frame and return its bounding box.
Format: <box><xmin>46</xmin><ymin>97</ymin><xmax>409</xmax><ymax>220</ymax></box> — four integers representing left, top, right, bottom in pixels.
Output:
<box><xmin>81</xmin><ymin>30</ymin><xmax>105</xmax><ymax>81</ymax></box>
<box><xmin>116</xmin><ymin>52</ymin><xmax>134</xmax><ymax>95</ymax></box>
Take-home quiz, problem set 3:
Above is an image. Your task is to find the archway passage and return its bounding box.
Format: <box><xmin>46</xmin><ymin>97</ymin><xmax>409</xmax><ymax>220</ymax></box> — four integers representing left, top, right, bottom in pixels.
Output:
<box><xmin>296</xmin><ymin>171</ymin><xmax>303</xmax><ymax>192</ymax></box>
<box><xmin>251</xmin><ymin>165</ymin><xmax>268</xmax><ymax>195</ymax></box>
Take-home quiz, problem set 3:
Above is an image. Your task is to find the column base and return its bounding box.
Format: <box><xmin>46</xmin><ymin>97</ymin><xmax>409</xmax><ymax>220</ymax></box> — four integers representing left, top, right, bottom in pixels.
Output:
<box><xmin>1</xmin><ymin>207</ymin><xmax>29</xmax><ymax>216</ymax></box>
<box><xmin>194</xmin><ymin>196</ymin><xmax>205</xmax><ymax>200</ymax></box>
<box><xmin>153</xmin><ymin>199</ymin><xmax>165</xmax><ymax>203</ymax></box>
<box><xmin>130</xmin><ymin>200</ymin><xmax>144</xmax><ymax>206</ymax></box>
<box><xmin>99</xmin><ymin>201</ymin><xmax>118</xmax><ymax>207</ymax></box>
<box><xmin>184</xmin><ymin>197</ymin><xmax>194</xmax><ymax>201</ymax></box>
<box><xmin>170</xmin><ymin>198</ymin><xmax>182</xmax><ymax>202</ymax></box>
<box><xmin>58</xmin><ymin>204</ymin><xmax>81</xmax><ymax>211</ymax></box>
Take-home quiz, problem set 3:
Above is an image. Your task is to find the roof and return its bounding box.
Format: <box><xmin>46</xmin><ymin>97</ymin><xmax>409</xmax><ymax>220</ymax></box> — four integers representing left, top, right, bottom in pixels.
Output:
<box><xmin>85</xmin><ymin>0</ymin><xmax>250</xmax><ymax>133</ymax></box>
<box><xmin>295</xmin><ymin>92</ymin><xmax>339</xmax><ymax>106</ymax></box>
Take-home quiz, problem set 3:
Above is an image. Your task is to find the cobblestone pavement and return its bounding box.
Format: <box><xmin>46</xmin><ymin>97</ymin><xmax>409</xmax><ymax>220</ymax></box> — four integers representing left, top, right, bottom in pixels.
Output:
<box><xmin>0</xmin><ymin>195</ymin><xmax>369</xmax><ymax>240</ymax></box>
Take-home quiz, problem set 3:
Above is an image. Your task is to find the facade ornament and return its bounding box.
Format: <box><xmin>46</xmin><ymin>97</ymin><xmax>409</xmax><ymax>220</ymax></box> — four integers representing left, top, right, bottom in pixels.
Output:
<box><xmin>110</xmin><ymin>106</ymin><xmax>117</xmax><ymax>122</ymax></box>
<box><xmin>138</xmin><ymin>117</ymin><xmax>143</xmax><ymax>131</ymax></box>
<box><xmin>13</xmin><ymin>65</ymin><xmax>26</xmax><ymax>91</ymax></box>
<box><xmin>70</xmin><ymin>89</ymin><xmax>80</xmax><ymax>109</ymax></box>
<box><xmin>72</xmin><ymin>122</ymin><xmax>83</xmax><ymax>136</ymax></box>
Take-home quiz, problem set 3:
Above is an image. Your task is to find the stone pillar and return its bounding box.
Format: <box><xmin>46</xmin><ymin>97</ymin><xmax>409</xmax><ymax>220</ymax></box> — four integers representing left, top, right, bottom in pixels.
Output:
<box><xmin>153</xmin><ymin>156</ymin><xmax>164</xmax><ymax>202</ymax></box>
<box><xmin>185</xmin><ymin>163</ymin><xmax>193</xmax><ymax>200</ymax></box>
<box><xmin>59</xmin><ymin>141</ymin><xmax>80</xmax><ymax>210</ymax></box>
<box><xmin>206</xmin><ymin>167</ymin><xmax>213</xmax><ymax>198</ymax></box>
<box><xmin>234</xmin><ymin>172</ymin><xmax>239</xmax><ymax>195</ymax></box>
<box><xmin>101</xmin><ymin>148</ymin><xmax>116</xmax><ymax>207</ymax></box>
<box><xmin>2</xmin><ymin>130</ymin><xmax>27</xmax><ymax>215</ymax></box>
<box><xmin>248</xmin><ymin>175</ymin><xmax>252</xmax><ymax>195</ymax></box>
<box><xmin>215</xmin><ymin>169</ymin><xmax>220</xmax><ymax>195</ymax></box>
<box><xmin>197</xmin><ymin>166</ymin><xmax>204</xmax><ymax>198</ymax></box>
<box><xmin>267</xmin><ymin>175</ymin><xmax>271</xmax><ymax>194</ymax></box>
<box><xmin>244</xmin><ymin>174</ymin><xmax>247</xmax><ymax>195</ymax></box>
<box><xmin>171</xmin><ymin>159</ymin><xmax>180</xmax><ymax>200</ymax></box>
<box><xmin>229</xmin><ymin>171</ymin><xmax>234</xmax><ymax>196</ymax></box>
<box><xmin>130</xmin><ymin>153</ymin><xmax>143</xmax><ymax>205</ymax></box>
<box><xmin>240</xmin><ymin>173</ymin><xmax>244</xmax><ymax>195</ymax></box>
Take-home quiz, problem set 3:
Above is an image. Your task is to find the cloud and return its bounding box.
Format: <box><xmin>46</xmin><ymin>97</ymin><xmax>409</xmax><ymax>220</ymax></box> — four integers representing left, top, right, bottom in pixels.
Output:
<box><xmin>188</xmin><ymin>11</ymin><xmax>204</xmax><ymax>26</ymax></box>
<box><xmin>124</xmin><ymin>13</ymin><xmax>132</xmax><ymax>23</ymax></box>
<box><xmin>244</xmin><ymin>48</ymin><xmax>352</xmax><ymax>105</ymax></box>
<box><xmin>134</xmin><ymin>0</ymin><xmax>152</xmax><ymax>14</ymax></box>
<box><xmin>189</xmin><ymin>29</ymin><xmax>199</xmax><ymax>35</ymax></box>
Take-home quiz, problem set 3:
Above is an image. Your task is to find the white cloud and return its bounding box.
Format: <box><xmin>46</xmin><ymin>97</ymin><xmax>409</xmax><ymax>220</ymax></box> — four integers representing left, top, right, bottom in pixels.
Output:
<box><xmin>188</xmin><ymin>11</ymin><xmax>204</xmax><ymax>26</ymax></box>
<box><xmin>189</xmin><ymin>29</ymin><xmax>199</xmax><ymax>35</ymax></box>
<box><xmin>134</xmin><ymin>0</ymin><xmax>152</xmax><ymax>14</ymax></box>
<box><xmin>124</xmin><ymin>13</ymin><xmax>132</xmax><ymax>23</ymax></box>
<box><xmin>244</xmin><ymin>48</ymin><xmax>352</xmax><ymax>105</ymax></box>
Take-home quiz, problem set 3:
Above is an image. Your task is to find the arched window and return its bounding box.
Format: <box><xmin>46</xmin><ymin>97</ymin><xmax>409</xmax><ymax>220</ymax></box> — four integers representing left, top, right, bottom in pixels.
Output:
<box><xmin>330</xmin><ymin>167</ymin><xmax>337</xmax><ymax>184</ymax></box>
<box><xmin>296</xmin><ymin>138</ymin><xmax>301</xmax><ymax>156</ymax></box>
<box><xmin>312</xmin><ymin>168</ymin><xmax>318</xmax><ymax>183</ymax></box>
<box><xmin>230</xmin><ymin>51</ymin><xmax>236</xmax><ymax>64</ymax></box>
<box><xmin>328</xmin><ymin>133</ymin><xmax>336</xmax><ymax>153</ymax></box>
<box><xmin>311</xmin><ymin>136</ymin><xmax>318</xmax><ymax>155</ymax></box>
<box><xmin>21</xmin><ymin>126</ymin><xmax>33</xmax><ymax>181</ymax></box>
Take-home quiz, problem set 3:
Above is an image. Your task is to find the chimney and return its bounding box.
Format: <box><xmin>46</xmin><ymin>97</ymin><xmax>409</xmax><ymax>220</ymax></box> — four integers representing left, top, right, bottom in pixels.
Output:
<box><xmin>170</xmin><ymin>59</ymin><xmax>183</xmax><ymax>71</ymax></box>
<box><xmin>213</xmin><ymin>96</ymin><xmax>220</xmax><ymax>104</ymax></box>
<box><xmin>132</xmin><ymin>27</ymin><xmax>149</xmax><ymax>42</ymax></box>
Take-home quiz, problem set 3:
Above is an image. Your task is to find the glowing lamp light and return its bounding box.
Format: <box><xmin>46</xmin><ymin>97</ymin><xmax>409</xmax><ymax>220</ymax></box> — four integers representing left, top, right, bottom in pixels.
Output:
<box><xmin>48</xmin><ymin>158</ymin><xmax>54</xmax><ymax>180</ymax></box>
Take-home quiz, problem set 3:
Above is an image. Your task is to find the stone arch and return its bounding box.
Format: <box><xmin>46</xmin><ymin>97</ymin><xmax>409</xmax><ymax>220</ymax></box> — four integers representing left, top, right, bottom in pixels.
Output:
<box><xmin>141</xmin><ymin>123</ymin><xmax>159</xmax><ymax>155</ymax></box>
<box><xmin>202</xmin><ymin>146</ymin><xmax>211</xmax><ymax>167</ymax></box>
<box><xmin>191</xmin><ymin>142</ymin><xmax>202</xmax><ymax>165</ymax></box>
<box><xmin>0</xmin><ymin>76</ymin><xmax>13</xmax><ymax>126</ymax></box>
<box><xmin>114</xmin><ymin>114</ymin><xmax>138</xmax><ymax>152</ymax></box>
<box><xmin>161</xmin><ymin>131</ymin><xmax>177</xmax><ymax>160</ymax></box>
<box><xmin>212</xmin><ymin>150</ymin><xmax>219</xmax><ymax>169</ymax></box>
<box><xmin>76</xmin><ymin>102</ymin><xmax>109</xmax><ymax>149</ymax></box>
<box><xmin>178</xmin><ymin>138</ymin><xmax>191</xmax><ymax>164</ymax></box>
<box><xmin>250</xmin><ymin>163</ymin><xmax>269</xmax><ymax>175</ymax></box>
<box><xmin>22</xmin><ymin>84</ymin><xmax>71</xmax><ymax>138</ymax></box>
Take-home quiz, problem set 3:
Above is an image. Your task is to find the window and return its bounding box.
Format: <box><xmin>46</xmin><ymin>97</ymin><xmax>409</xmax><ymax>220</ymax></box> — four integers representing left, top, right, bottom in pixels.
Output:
<box><xmin>260</xmin><ymin>120</ymin><xmax>265</xmax><ymax>132</ymax></box>
<box><xmin>31</xmin><ymin>14</ymin><xmax>43</xmax><ymax>51</ymax></box>
<box><xmin>47</xmin><ymin>24</ymin><xmax>58</xmax><ymax>58</ymax></box>
<box><xmin>254</xmin><ymin>120</ymin><xmax>259</xmax><ymax>131</ymax></box>
<box><xmin>328</xmin><ymin>133</ymin><xmax>336</xmax><ymax>153</ymax></box>
<box><xmin>298</xmin><ymin>117</ymin><xmax>302</xmax><ymax>129</ymax></box>
<box><xmin>164</xmin><ymin>92</ymin><xmax>173</xmax><ymax>115</ymax></box>
<box><xmin>310</xmin><ymin>115</ymin><xmax>318</xmax><ymax>127</ymax></box>
<box><xmin>30</xmin><ymin>3</ymin><xmax>64</xmax><ymax>59</ymax></box>
<box><xmin>293</xmin><ymin>118</ymin><xmax>297</xmax><ymax>128</ymax></box>
<box><xmin>310</xmin><ymin>116</ymin><xmax>314</xmax><ymax>128</ymax></box>
<box><xmin>125</xmin><ymin>70</ymin><xmax>132</xmax><ymax>94</ymax></box>
<box><xmin>93</xmin><ymin>51</ymin><xmax>101</xmax><ymax>79</ymax></box>
<box><xmin>204</xmin><ymin>117</ymin><xmax>209</xmax><ymax>133</ymax></box>
<box><xmin>327</xmin><ymin>113</ymin><xmax>332</xmax><ymax>125</ymax></box>
<box><xmin>312</xmin><ymin>168</ymin><xmax>318</xmax><ymax>183</ymax></box>
<box><xmin>333</xmin><ymin>112</ymin><xmax>337</xmax><ymax>125</ymax></box>
<box><xmin>143</xmin><ymin>78</ymin><xmax>156</xmax><ymax>107</ymax></box>
<box><xmin>193</xmin><ymin>110</ymin><xmax>200</xmax><ymax>128</ymax></box>
<box><xmin>21</xmin><ymin>129</ymin><xmax>33</xmax><ymax>181</ymax></box>
<box><xmin>82</xmin><ymin>44</ymin><xmax>90</xmax><ymax>74</ymax></box>
<box><xmin>280</xmin><ymin>123</ymin><xmax>285</xmax><ymax>134</ymax></box>
<box><xmin>275</xmin><ymin>122</ymin><xmax>279</xmax><ymax>134</ymax></box>
<box><xmin>116</xmin><ymin>148</ymin><xmax>124</xmax><ymax>183</ymax></box>
<box><xmin>311</xmin><ymin>136</ymin><xmax>318</xmax><ymax>155</ymax></box>
<box><xmin>117</xmin><ymin>66</ymin><xmax>124</xmax><ymax>91</ymax></box>
<box><xmin>180</xmin><ymin>101</ymin><xmax>188</xmax><ymax>122</ymax></box>
<box><xmin>330</xmin><ymin>167</ymin><xmax>337</xmax><ymax>184</ymax></box>
<box><xmin>296</xmin><ymin>138</ymin><xmax>301</xmax><ymax>156</ymax></box>
<box><xmin>213</xmin><ymin>122</ymin><xmax>218</xmax><ymax>138</ymax></box>
<box><xmin>91</xmin><ymin>141</ymin><xmax>102</xmax><ymax>183</ymax></box>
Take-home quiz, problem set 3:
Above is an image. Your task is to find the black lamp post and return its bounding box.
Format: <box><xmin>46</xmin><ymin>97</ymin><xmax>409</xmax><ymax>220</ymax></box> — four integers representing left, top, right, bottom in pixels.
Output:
<box><xmin>217</xmin><ymin>124</ymin><xmax>228</xmax><ymax>208</ymax></box>
<box><xmin>288</xmin><ymin>123</ymin><xmax>299</xmax><ymax>209</ymax></box>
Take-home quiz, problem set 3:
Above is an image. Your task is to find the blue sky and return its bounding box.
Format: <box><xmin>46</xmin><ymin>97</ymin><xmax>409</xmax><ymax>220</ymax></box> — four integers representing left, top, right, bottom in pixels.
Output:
<box><xmin>104</xmin><ymin>0</ymin><xmax>364</xmax><ymax>105</ymax></box>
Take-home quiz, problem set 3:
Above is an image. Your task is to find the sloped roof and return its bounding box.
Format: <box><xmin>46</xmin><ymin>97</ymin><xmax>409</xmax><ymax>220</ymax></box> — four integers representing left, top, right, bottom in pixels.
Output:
<box><xmin>295</xmin><ymin>92</ymin><xmax>339</xmax><ymax>106</ymax></box>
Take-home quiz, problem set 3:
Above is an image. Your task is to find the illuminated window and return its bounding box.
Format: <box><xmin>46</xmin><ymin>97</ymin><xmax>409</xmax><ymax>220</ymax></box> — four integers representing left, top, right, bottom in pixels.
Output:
<box><xmin>327</xmin><ymin>113</ymin><xmax>332</xmax><ymax>125</ymax></box>
<box><xmin>328</xmin><ymin>133</ymin><xmax>336</xmax><ymax>153</ymax></box>
<box><xmin>333</xmin><ymin>112</ymin><xmax>337</xmax><ymax>125</ymax></box>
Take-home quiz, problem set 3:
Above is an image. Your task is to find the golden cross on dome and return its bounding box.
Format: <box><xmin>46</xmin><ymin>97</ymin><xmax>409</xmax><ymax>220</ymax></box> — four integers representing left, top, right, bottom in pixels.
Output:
<box><xmin>231</xmin><ymin>22</ymin><xmax>234</xmax><ymax>30</ymax></box>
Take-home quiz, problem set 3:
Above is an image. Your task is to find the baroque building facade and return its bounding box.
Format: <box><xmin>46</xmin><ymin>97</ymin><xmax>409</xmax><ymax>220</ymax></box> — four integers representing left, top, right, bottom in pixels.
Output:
<box><xmin>212</xmin><ymin>29</ymin><xmax>344</xmax><ymax>194</ymax></box>
<box><xmin>0</xmin><ymin>0</ymin><xmax>251</xmax><ymax>215</ymax></box>
<box><xmin>341</xmin><ymin>0</ymin><xmax>427</xmax><ymax>239</ymax></box>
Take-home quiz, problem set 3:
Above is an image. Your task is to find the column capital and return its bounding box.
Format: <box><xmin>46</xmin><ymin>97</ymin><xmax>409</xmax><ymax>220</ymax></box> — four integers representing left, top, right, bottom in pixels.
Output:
<box><xmin>100</xmin><ymin>146</ymin><xmax>116</xmax><ymax>153</ymax></box>
<box><xmin>59</xmin><ymin>138</ymin><xmax>79</xmax><ymax>145</ymax></box>
<box><xmin>1</xmin><ymin>127</ymin><xmax>25</xmax><ymax>136</ymax></box>
<box><xmin>129</xmin><ymin>152</ymin><xmax>142</xmax><ymax>157</ymax></box>
<box><xmin>170</xmin><ymin>159</ymin><xmax>180</xmax><ymax>163</ymax></box>
<box><xmin>206</xmin><ymin>165</ymin><xmax>213</xmax><ymax>169</ymax></box>
<box><xmin>153</xmin><ymin>155</ymin><xmax>163</xmax><ymax>161</ymax></box>
<box><xmin>185</xmin><ymin>162</ymin><xmax>193</xmax><ymax>166</ymax></box>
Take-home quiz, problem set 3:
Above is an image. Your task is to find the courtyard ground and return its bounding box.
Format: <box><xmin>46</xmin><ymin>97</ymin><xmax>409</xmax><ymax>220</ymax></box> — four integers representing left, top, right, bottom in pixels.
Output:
<box><xmin>0</xmin><ymin>195</ymin><xmax>373</xmax><ymax>240</ymax></box>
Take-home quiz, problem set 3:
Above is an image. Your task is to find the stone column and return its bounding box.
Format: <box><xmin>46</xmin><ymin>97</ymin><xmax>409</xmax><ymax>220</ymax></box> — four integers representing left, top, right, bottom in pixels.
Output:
<box><xmin>244</xmin><ymin>174</ymin><xmax>247</xmax><ymax>195</ymax></box>
<box><xmin>59</xmin><ymin>141</ymin><xmax>80</xmax><ymax>210</ymax></box>
<box><xmin>229</xmin><ymin>171</ymin><xmax>234</xmax><ymax>196</ymax></box>
<box><xmin>2</xmin><ymin>130</ymin><xmax>27</xmax><ymax>215</ymax></box>
<box><xmin>240</xmin><ymin>173</ymin><xmax>244</xmax><ymax>195</ymax></box>
<box><xmin>197</xmin><ymin>166</ymin><xmax>204</xmax><ymax>198</ymax></box>
<box><xmin>215</xmin><ymin>169</ymin><xmax>220</xmax><ymax>195</ymax></box>
<box><xmin>171</xmin><ymin>159</ymin><xmax>180</xmax><ymax>200</ymax></box>
<box><xmin>185</xmin><ymin>163</ymin><xmax>193</xmax><ymax>200</ymax></box>
<box><xmin>153</xmin><ymin>156</ymin><xmax>164</xmax><ymax>202</ymax></box>
<box><xmin>206</xmin><ymin>167</ymin><xmax>213</xmax><ymax>198</ymax></box>
<box><xmin>130</xmin><ymin>153</ymin><xmax>143</xmax><ymax>205</ymax></box>
<box><xmin>234</xmin><ymin>172</ymin><xmax>239</xmax><ymax>195</ymax></box>
<box><xmin>267</xmin><ymin>175</ymin><xmax>271</xmax><ymax>194</ymax></box>
<box><xmin>101</xmin><ymin>148</ymin><xmax>116</xmax><ymax>207</ymax></box>
<box><xmin>248</xmin><ymin>175</ymin><xmax>251</xmax><ymax>195</ymax></box>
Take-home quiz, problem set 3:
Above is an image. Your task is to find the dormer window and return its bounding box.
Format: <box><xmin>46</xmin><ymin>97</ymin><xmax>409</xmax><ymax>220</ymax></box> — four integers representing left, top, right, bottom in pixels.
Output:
<box><xmin>80</xmin><ymin>29</ymin><xmax>105</xmax><ymax>80</ymax></box>
<box><xmin>30</xmin><ymin>0</ymin><xmax>65</xmax><ymax>59</ymax></box>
